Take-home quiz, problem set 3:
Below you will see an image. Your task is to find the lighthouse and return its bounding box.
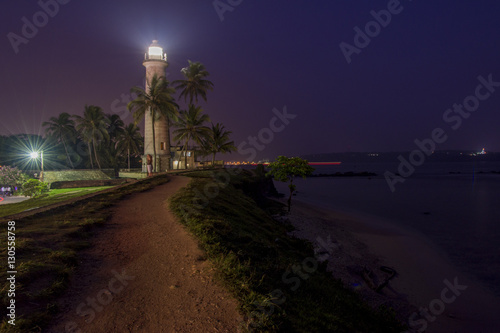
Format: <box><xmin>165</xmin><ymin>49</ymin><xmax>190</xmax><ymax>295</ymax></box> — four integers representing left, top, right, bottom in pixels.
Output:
<box><xmin>143</xmin><ymin>40</ymin><xmax>170</xmax><ymax>172</ymax></box>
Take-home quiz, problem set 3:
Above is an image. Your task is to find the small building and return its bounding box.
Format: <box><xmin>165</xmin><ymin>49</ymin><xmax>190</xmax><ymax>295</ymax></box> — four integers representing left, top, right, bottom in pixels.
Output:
<box><xmin>171</xmin><ymin>146</ymin><xmax>196</xmax><ymax>170</ymax></box>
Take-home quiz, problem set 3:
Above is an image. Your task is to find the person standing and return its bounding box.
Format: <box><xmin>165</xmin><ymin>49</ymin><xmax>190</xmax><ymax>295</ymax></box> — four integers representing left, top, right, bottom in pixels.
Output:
<box><xmin>146</xmin><ymin>154</ymin><xmax>153</xmax><ymax>177</ymax></box>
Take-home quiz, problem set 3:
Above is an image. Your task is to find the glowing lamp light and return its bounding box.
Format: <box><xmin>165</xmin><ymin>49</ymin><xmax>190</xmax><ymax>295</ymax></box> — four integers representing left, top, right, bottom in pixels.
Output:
<box><xmin>148</xmin><ymin>46</ymin><xmax>163</xmax><ymax>58</ymax></box>
<box><xmin>29</xmin><ymin>151</ymin><xmax>44</xmax><ymax>181</ymax></box>
<box><xmin>147</xmin><ymin>40</ymin><xmax>166</xmax><ymax>61</ymax></box>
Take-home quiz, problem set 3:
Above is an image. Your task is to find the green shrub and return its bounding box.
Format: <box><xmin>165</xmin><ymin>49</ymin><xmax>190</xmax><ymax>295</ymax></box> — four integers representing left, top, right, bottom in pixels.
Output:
<box><xmin>22</xmin><ymin>179</ymin><xmax>50</xmax><ymax>198</ymax></box>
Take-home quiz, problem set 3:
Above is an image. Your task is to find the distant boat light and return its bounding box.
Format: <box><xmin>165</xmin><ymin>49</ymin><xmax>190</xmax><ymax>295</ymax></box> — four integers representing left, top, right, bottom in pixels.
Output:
<box><xmin>308</xmin><ymin>162</ymin><xmax>341</xmax><ymax>165</ymax></box>
<box><xmin>247</xmin><ymin>161</ymin><xmax>341</xmax><ymax>166</ymax></box>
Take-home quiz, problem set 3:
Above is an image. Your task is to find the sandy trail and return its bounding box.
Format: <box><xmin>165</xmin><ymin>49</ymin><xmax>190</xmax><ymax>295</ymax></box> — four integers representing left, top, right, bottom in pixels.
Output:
<box><xmin>47</xmin><ymin>175</ymin><xmax>242</xmax><ymax>333</ymax></box>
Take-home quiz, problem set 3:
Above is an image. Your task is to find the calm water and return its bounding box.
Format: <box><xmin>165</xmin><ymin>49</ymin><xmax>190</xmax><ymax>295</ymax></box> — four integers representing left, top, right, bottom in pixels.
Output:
<box><xmin>272</xmin><ymin>161</ymin><xmax>500</xmax><ymax>295</ymax></box>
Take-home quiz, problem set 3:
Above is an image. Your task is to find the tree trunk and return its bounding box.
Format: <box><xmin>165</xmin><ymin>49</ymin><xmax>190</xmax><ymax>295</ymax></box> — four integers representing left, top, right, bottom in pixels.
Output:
<box><xmin>93</xmin><ymin>138</ymin><xmax>101</xmax><ymax>169</ymax></box>
<box><xmin>166</xmin><ymin>116</ymin><xmax>171</xmax><ymax>170</ymax></box>
<box><xmin>152</xmin><ymin>115</ymin><xmax>157</xmax><ymax>173</ymax></box>
<box><xmin>287</xmin><ymin>179</ymin><xmax>294</xmax><ymax>212</ymax></box>
<box><xmin>88</xmin><ymin>142</ymin><xmax>94</xmax><ymax>169</ymax></box>
<box><xmin>127</xmin><ymin>148</ymin><xmax>130</xmax><ymax>171</ymax></box>
<box><xmin>212</xmin><ymin>153</ymin><xmax>216</xmax><ymax>166</ymax></box>
<box><xmin>61</xmin><ymin>137</ymin><xmax>74</xmax><ymax>169</ymax></box>
<box><xmin>184</xmin><ymin>139</ymin><xmax>188</xmax><ymax>169</ymax></box>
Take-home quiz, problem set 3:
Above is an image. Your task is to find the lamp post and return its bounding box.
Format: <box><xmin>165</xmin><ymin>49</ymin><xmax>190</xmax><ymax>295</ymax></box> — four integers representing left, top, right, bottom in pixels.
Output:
<box><xmin>30</xmin><ymin>151</ymin><xmax>44</xmax><ymax>182</ymax></box>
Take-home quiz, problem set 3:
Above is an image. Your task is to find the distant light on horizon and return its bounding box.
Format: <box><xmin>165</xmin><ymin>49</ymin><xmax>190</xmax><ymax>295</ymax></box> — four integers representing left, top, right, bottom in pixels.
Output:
<box><xmin>225</xmin><ymin>161</ymin><xmax>342</xmax><ymax>166</ymax></box>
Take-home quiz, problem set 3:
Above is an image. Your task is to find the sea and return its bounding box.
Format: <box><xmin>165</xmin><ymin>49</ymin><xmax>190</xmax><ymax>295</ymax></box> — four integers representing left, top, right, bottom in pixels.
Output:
<box><xmin>271</xmin><ymin>160</ymin><xmax>500</xmax><ymax>296</ymax></box>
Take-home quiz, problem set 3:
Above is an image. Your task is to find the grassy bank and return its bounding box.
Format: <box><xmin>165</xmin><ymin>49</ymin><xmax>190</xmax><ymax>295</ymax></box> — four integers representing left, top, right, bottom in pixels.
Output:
<box><xmin>0</xmin><ymin>186</ymin><xmax>115</xmax><ymax>218</ymax></box>
<box><xmin>0</xmin><ymin>175</ymin><xmax>170</xmax><ymax>332</ymax></box>
<box><xmin>169</xmin><ymin>169</ymin><xmax>406</xmax><ymax>332</ymax></box>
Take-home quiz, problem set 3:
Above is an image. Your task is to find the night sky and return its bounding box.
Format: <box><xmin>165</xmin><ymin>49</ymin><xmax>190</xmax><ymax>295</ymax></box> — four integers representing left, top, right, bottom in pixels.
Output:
<box><xmin>1</xmin><ymin>0</ymin><xmax>500</xmax><ymax>161</ymax></box>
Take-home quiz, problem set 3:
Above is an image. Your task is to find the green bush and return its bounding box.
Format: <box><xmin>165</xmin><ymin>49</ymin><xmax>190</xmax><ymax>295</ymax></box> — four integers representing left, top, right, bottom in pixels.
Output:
<box><xmin>22</xmin><ymin>179</ymin><xmax>50</xmax><ymax>198</ymax></box>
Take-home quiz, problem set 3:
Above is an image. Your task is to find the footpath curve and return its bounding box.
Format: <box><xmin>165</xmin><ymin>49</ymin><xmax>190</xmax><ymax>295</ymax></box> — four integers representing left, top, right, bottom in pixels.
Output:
<box><xmin>47</xmin><ymin>175</ymin><xmax>242</xmax><ymax>333</ymax></box>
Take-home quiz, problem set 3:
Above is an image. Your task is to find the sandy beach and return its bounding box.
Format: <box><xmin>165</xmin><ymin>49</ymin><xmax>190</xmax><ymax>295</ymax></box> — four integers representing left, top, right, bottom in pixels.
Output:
<box><xmin>284</xmin><ymin>199</ymin><xmax>500</xmax><ymax>333</ymax></box>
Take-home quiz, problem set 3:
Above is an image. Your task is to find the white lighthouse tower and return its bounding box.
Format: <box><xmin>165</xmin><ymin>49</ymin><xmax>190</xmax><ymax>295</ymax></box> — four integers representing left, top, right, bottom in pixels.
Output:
<box><xmin>143</xmin><ymin>40</ymin><xmax>170</xmax><ymax>172</ymax></box>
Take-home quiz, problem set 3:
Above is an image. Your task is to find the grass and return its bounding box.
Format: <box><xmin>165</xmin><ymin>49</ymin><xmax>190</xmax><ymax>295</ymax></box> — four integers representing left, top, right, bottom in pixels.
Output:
<box><xmin>169</xmin><ymin>169</ymin><xmax>406</xmax><ymax>332</ymax></box>
<box><xmin>0</xmin><ymin>175</ymin><xmax>170</xmax><ymax>332</ymax></box>
<box><xmin>0</xmin><ymin>186</ymin><xmax>115</xmax><ymax>218</ymax></box>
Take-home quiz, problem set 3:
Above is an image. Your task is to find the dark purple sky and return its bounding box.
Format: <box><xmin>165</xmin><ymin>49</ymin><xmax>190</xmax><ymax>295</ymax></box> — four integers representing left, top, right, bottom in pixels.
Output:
<box><xmin>1</xmin><ymin>0</ymin><xmax>500</xmax><ymax>160</ymax></box>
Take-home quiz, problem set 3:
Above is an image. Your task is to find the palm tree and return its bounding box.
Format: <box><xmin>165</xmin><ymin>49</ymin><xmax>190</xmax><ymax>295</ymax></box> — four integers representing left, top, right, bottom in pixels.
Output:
<box><xmin>99</xmin><ymin>142</ymin><xmax>123</xmax><ymax>175</ymax></box>
<box><xmin>128</xmin><ymin>74</ymin><xmax>178</xmax><ymax>172</ymax></box>
<box><xmin>173</xmin><ymin>60</ymin><xmax>214</xmax><ymax>105</ymax></box>
<box><xmin>117</xmin><ymin>124</ymin><xmax>143</xmax><ymax>170</ymax></box>
<box><xmin>96</xmin><ymin>113</ymin><xmax>127</xmax><ymax>171</ymax></box>
<box><xmin>106</xmin><ymin>113</ymin><xmax>125</xmax><ymax>143</ymax></box>
<box><xmin>74</xmin><ymin>105</ymin><xmax>109</xmax><ymax>169</ymax></box>
<box><xmin>205</xmin><ymin>123</ymin><xmax>236</xmax><ymax>166</ymax></box>
<box><xmin>173</xmin><ymin>105</ymin><xmax>210</xmax><ymax>169</ymax></box>
<box><xmin>42</xmin><ymin>112</ymin><xmax>77</xmax><ymax>168</ymax></box>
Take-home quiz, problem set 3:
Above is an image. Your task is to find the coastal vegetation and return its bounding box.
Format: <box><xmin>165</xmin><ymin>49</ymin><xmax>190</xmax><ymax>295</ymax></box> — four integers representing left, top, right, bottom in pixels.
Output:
<box><xmin>42</xmin><ymin>113</ymin><xmax>77</xmax><ymax>169</ymax></box>
<box><xmin>266</xmin><ymin>156</ymin><xmax>315</xmax><ymax>212</ymax></box>
<box><xmin>173</xmin><ymin>105</ymin><xmax>211</xmax><ymax>168</ymax></box>
<box><xmin>205</xmin><ymin>122</ymin><xmax>237</xmax><ymax>165</ymax></box>
<box><xmin>116</xmin><ymin>123</ymin><xmax>143</xmax><ymax>171</ymax></box>
<box><xmin>169</xmin><ymin>169</ymin><xmax>405</xmax><ymax>332</ymax></box>
<box><xmin>171</xmin><ymin>60</ymin><xmax>234</xmax><ymax>167</ymax></box>
<box><xmin>173</xmin><ymin>60</ymin><xmax>214</xmax><ymax>105</ymax></box>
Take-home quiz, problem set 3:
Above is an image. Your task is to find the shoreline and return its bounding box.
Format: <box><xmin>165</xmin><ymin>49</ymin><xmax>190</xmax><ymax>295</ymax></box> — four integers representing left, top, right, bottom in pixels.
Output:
<box><xmin>284</xmin><ymin>198</ymin><xmax>500</xmax><ymax>332</ymax></box>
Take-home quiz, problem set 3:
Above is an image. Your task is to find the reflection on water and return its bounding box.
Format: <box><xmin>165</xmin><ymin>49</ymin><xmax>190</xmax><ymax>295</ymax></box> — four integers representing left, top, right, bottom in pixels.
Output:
<box><xmin>272</xmin><ymin>162</ymin><xmax>500</xmax><ymax>295</ymax></box>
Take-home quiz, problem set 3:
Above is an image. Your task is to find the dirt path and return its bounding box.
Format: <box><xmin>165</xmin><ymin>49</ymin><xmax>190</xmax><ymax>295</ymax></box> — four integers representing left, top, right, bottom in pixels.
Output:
<box><xmin>47</xmin><ymin>176</ymin><xmax>242</xmax><ymax>333</ymax></box>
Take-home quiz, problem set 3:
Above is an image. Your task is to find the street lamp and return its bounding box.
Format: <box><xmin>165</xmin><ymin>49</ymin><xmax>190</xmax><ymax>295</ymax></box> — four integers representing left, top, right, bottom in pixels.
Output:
<box><xmin>30</xmin><ymin>151</ymin><xmax>44</xmax><ymax>182</ymax></box>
